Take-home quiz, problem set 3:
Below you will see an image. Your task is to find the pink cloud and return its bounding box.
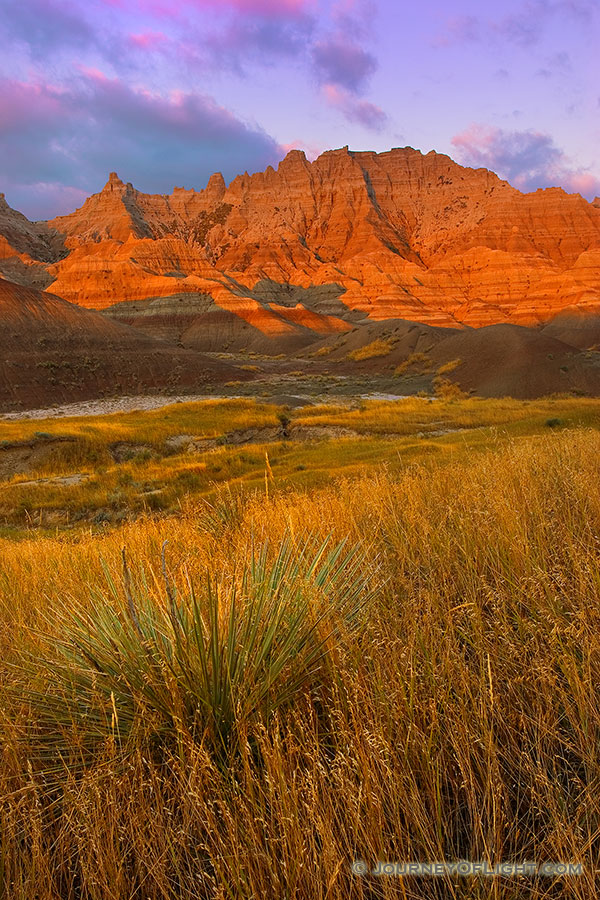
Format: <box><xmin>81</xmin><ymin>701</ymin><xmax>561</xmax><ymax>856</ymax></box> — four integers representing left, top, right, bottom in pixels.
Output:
<box><xmin>312</xmin><ymin>35</ymin><xmax>376</xmax><ymax>92</ymax></box>
<box><xmin>129</xmin><ymin>31</ymin><xmax>167</xmax><ymax>49</ymax></box>
<box><xmin>129</xmin><ymin>0</ymin><xmax>313</xmax><ymax>19</ymax></box>
<box><xmin>437</xmin><ymin>2</ymin><xmax>597</xmax><ymax>49</ymax></box>
<box><xmin>322</xmin><ymin>83</ymin><xmax>387</xmax><ymax>131</ymax></box>
<box><xmin>219</xmin><ymin>0</ymin><xmax>310</xmax><ymax>14</ymax></box>
<box><xmin>452</xmin><ymin>124</ymin><xmax>600</xmax><ymax>200</ymax></box>
<box><xmin>77</xmin><ymin>65</ymin><xmax>109</xmax><ymax>82</ymax></box>
<box><xmin>281</xmin><ymin>139</ymin><xmax>322</xmax><ymax>160</ymax></box>
<box><xmin>0</xmin><ymin>181</ymin><xmax>89</xmax><ymax>218</ymax></box>
<box><xmin>561</xmin><ymin>172</ymin><xmax>600</xmax><ymax>196</ymax></box>
<box><xmin>434</xmin><ymin>15</ymin><xmax>480</xmax><ymax>47</ymax></box>
<box><xmin>0</xmin><ymin>80</ymin><xmax>65</xmax><ymax>132</ymax></box>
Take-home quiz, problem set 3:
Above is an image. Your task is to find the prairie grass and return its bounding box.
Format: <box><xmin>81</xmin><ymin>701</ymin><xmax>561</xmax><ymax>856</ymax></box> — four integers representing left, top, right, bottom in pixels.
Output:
<box><xmin>13</xmin><ymin>536</ymin><xmax>370</xmax><ymax>763</ymax></box>
<box><xmin>394</xmin><ymin>350</ymin><xmax>433</xmax><ymax>374</ymax></box>
<box><xmin>296</xmin><ymin>394</ymin><xmax>600</xmax><ymax>433</ymax></box>
<box><xmin>1</xmin><ymin>426</ymin><xmax>600</xmax><ymax>897</ymax></box>
<box><xmin>436</xmin><ymin>357</ymin><xmax>462</xmax><ymax>375</ymax></box>
<box><xmin>347</xmin><ymin>338</ymin><xmax>394</xmax><ymax>360</ymax></box>
<box><xmin>432</xmin><ymin>376</ymin><xmax>470</xmax><ymax>400</ymax></box>
<box><xmin>2</xmin><ymin>396</ymin><xmax>600</xmax><ymax>535</ymax></box>
<box><xmin>0</xmin><ymin>398</ymin><xmax>280</xmax><ymax>446</ymax></box>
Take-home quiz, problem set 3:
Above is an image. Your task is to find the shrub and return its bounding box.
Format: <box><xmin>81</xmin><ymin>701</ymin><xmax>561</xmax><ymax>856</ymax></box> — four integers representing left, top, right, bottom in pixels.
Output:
<box><xmin>347</xmin><ymin>339</ymin><xmax>393</xmax><ymax>361</ymax></box>
<box><xmin>436</xmin><ymin>358</ymin><xmax>462</xmax><ymax>376</ymax></box>
<box><xmin>18</xmin><ymin>536</ymin><xmax>371</xmax><ymax>761</ymax></box>
<box><xmin>277</xmin><ymin>410</ymin><xmax>291</xmax><ymax>435</ymax></box>
<box><xmin>432</xmin><ymin>376</ymin><xmax>469</xmax><ymax>401</ymax></box>
<box><xmin>394</xmin><ymin>352</ymin><xmax>432</xmax><ymax>375</ymax></box>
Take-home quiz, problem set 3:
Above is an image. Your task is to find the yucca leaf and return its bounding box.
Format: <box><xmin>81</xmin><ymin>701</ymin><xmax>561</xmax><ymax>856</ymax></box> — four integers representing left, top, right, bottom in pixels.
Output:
<box><xmin>14</xmin><ymin>532</ymin><xmax>374</xmax><ymax>762</ymax></box>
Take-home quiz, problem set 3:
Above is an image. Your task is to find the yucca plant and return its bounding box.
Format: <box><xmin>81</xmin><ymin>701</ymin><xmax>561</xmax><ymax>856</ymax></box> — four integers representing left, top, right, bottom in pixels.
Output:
<box><xmin>15</xmin><ymin>535</ymin><xmax>372</xmax><ymax>764</ymax></box>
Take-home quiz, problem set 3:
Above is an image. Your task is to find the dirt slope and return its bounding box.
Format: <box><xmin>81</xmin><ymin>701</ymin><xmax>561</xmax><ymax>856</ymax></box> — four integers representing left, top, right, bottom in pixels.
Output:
<box><xmin>0</xmin><ymin>278</ymin><xmax>246</xmax><ymax>411</ymax></box>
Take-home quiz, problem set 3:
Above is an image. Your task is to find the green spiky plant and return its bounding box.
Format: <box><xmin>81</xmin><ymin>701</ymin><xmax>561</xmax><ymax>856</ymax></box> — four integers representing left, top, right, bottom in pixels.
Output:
<box><xmin>16</xmin><ymin>535</ymin><xmax>372</xmax><ymax>765</ymax></box>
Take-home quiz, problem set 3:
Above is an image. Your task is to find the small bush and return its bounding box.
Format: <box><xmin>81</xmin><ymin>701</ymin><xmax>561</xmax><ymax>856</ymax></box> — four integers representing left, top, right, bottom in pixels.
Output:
<box><xmin>436</xmin><ymin>358</ymin><xmax>462</xmax><ymax>376</ymax></box>
<box><xmin>277</xmin><ymin>410</ymin><xmax>291</xmax><ymax>434</ymax></box>
<box><xmin>17</xmin><ymin>536</ymin><xmax>371</xmax><ymax>760</ymax></box>
<box><xmin>347</xmin><ymin>339</ymin><xmax>393</xmax><ymax>361</ymax></box>
<box><xmin>545</xmin><ymin>417</ymin><xmax>563</xmax><ymax>428</ymax></box>
<box><xmin>433</xmin><ymin>376</ymin><xmax>469</xmax><ymax>401</ymax></box>
<box><xmin>394</xmin><ymin>352</ymin><xmax>432</xmax><ymax>375</ymax></box>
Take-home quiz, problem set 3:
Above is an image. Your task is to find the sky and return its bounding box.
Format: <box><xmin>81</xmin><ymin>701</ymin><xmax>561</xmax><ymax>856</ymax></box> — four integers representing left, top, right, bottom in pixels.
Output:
<box><xmin>0</xmin><ymin>0</ymin><xmax>598</xmax><ymax>219</ymax></box>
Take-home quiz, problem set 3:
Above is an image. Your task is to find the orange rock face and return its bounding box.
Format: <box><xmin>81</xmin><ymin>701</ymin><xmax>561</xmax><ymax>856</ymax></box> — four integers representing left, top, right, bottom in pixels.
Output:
<box><xmin>1</xmin><ymin>147</ymin><xmax>600</xmax><ymax>335</ymax></box>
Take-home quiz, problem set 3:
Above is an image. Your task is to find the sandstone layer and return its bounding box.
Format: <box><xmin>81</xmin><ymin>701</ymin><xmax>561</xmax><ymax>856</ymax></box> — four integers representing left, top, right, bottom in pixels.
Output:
<box><xmin>1</xmin><ymin>147</ymin><xmax>599</xmax><ymax>345</ymax></box>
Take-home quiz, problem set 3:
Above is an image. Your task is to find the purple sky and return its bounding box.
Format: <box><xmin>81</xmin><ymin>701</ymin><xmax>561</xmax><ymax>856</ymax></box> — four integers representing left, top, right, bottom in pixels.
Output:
<box><xmin>0</xmin><ymin>0</ymin><xmax>598</xmax><ymax>219</ymax></box>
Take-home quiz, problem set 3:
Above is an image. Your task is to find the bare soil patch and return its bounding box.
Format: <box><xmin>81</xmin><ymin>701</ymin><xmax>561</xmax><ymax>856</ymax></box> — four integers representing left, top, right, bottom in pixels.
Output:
<box><xmin>0</xmin><ymin>436</ymin><xmax>75</xmax><ymax>480</ymax></box>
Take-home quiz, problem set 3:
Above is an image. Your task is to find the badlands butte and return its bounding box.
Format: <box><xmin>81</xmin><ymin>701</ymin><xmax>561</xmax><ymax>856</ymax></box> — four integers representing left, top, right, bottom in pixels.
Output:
<box><xmin>1</xmin><ymin>145</ymin><xmax>600</xmax><ymax>410</ymax></box>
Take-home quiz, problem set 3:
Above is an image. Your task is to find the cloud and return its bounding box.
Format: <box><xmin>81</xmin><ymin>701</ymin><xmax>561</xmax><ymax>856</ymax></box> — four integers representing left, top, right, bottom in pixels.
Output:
<box><xmin>129</xmin><ymin>31</ymin><xmax>168</xmax><ymax>50</ymax></box>
<box><xmin>196</xmin><ymin>0</ymin><xmax>311</xmax><ymax>17</ymax></box>
<box><xmin>535</xmin><ymin>51</ymin><xmax>572</xmax><ymax>79</ymax></box>
<box><xmin>134</xmin><ymin>0</ymin><xmax>317</xmax><ymax>77</ymax></box>
<box><xmin>0</xmin><ymin>0</ymin><xmax>316</xmax><ymax>76</ymax></box>
<box><xmin>437</xmin><ymin>1</ymin><xmax>597</xmax><ymax>48</ymax></box>
<box><xmin>138</xmin><ymin>0</ymin><xmax>317</xmax><ymax>68</ymax></box>
<box><xmin>435</xmin><ymin>14</ymin><xmax>481</xmax><ymax>47</ymax></box>
<box><xmin>281</xmin><ymin>139</ymin><xmax>322</xmax><ymax>160</ymax></box>
<box><xmin>0</xmin><ymin>181</ymin><xmax>89</xmax><ymax>220</ymax></box>
<box><xmin>322</xmin><ymin>84</ymin><xmax>387</xmax><ymax>131</ymax></box>
<box><xmin>310</xmin><ymin>6</ymin><xmax>386</xmax><ymax>129</ymax></box>
<box><xmin>201</xmin><ymin>13</ymin><xmax>314</xmax><ymax>72</ymax></box>
<box><xmin>451</xmin><ymin>124</ymin><xmax>600</xmax><ymax>199</ymax></box>
<box><xmin>345</xmin><ymin>98</ymin><xmax>387</xmax><ymax>130</ymax></box>
<box><xmin>0</xmin><ymin>0</ymin><xmax>96</xmax><ymax>56</ymax></box>
<box><xmin>134</xmin><ymin>0</ymin><xmax>313</xmax><ymax>18</ymax></box>
<box><xmin>0</xmin><ymin>73</ymin><xmax>284</xmax><ymax>218</ymax></box>
<box><xmin>312</xmin><ymin>36</ymin><xmax>377</xmax><ymax>92</ymax></box>
<box><xmin>330</xmin><ymin>0</ymin><xmax>376</xmax><ymax>38</ymax></box>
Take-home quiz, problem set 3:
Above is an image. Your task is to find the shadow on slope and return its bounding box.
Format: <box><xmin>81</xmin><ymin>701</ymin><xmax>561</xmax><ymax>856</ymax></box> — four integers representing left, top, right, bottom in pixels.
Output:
<box><xmin>0</xmin><ymin>278</ymin><xmax>248</xmax><ymax>412</ymax></box>
<box><xmin>304</xmin><ymin>318</ymin><xmax>600</xmax><ymax>399</ymax></box>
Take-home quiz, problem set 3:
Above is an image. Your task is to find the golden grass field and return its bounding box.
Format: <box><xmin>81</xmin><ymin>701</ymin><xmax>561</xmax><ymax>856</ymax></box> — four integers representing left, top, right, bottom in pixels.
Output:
<box><xmin>1</xmin><ymin>394</ymin><xmax>600</xmax><ymax>535</ymax></box>
<box><xmin>1</xmin><ymin>396</ymin><xmax>600</xmax><ymax>898</ymax></box>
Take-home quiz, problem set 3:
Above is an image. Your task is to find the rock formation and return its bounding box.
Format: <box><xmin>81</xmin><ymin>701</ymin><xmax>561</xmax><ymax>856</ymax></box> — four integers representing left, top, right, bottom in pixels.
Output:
<box><xmin>1</xmin><ymin>146</ymin><xmax>599</xmax><ymax>345</ymax></box>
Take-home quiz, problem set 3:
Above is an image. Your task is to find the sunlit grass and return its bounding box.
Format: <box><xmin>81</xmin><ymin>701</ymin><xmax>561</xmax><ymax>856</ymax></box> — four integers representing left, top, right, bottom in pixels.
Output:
<box><xmin>297</xmin><ymin>395</ymin><xmax>600</xmax><ymax>433</ymax></box>
<box><xmin>1</xmin><ymin>428</ymin><xmax>600</xmax><ymax>896</ymax></box>
<box><xmin>15</xmin><ymin>535</ymin><xmax>370</xmax><ymax>764</ymax></box>
<box><xmin>2</xmin><ymin>396</ymin><xmax>600</xmax><ymax>535</ymax></box>
<box><xmin>0</xmin><ymin>398</ymin><xmax>280</xmax><ymax>445</ymax></box>
<box><xmin>346</xmin><ymin>337</ymin><xmax>393</xmax><ymax>360</ymax></box>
